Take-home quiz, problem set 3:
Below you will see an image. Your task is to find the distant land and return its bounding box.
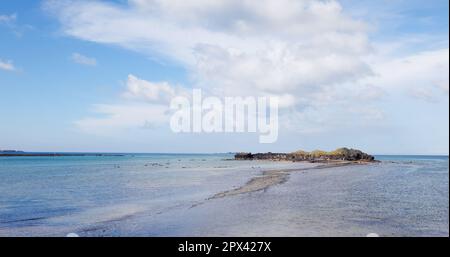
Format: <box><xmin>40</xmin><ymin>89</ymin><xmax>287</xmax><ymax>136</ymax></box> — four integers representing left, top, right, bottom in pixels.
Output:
<box><xmin>0</xmin><ymin>150</ymin><xmax>24</xmax><ymax>153</ymax></box>
<box><xmin>0</xmin><ymin>150</ymin><xmax>124</xmax><ymax>157</ymax></box>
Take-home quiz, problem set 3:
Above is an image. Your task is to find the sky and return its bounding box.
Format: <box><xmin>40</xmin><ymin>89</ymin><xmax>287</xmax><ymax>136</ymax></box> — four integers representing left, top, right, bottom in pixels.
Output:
<box><xmin>0</xmin><ymin>0</ymin><xmax>448</xmax><ymax>155</ymax></box>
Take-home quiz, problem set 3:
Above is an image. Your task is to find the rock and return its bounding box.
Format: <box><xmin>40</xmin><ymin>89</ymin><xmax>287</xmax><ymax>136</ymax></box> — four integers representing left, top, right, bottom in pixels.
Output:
<box><xmin>234</xmin><ymin>148</ymin><xmax>376</xmax><ymax>162</ymax></box>
<box><xmin>234</xmin><ymin>152</ymin><xmax>254</xmax><ymax>160</ymax></box>
<box><xmin>235</xmin><ymin>152</ymin><xmax>288</xmax><ymax>160</ymax></box>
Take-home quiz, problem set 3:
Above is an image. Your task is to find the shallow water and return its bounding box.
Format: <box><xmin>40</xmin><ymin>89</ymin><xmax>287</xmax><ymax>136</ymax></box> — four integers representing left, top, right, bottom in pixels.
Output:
<box><xmin>0</xmin><ymin>154</ymin><xmax>448</xmax><ymax>236</ymax></box>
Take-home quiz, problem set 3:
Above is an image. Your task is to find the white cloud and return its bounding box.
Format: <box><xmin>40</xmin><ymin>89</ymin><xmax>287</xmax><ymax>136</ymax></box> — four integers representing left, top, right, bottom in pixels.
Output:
<box><xmin>75</xmin><ymin>103</ymin><xmax>169</xmax><ymax>135</ymax></box>
<box><xmin>46</xmin><ymin>0</ymin><xmax>448</xmax><ymax>140</ymax></box>
<box><xmin>0</xmin><ymin>13</ymin><xmax>32</xmax><ymax>37</ymax></box>
<box><xmin>71</xmin><ymin>52</ymin><xmax>97</xmax><ymax>66</ymax></box>
<box><xmin>0</xmin><ymin>59</ymin><xmax>16</xmax><ymax>71</ymax></box>
<box><xmin>365</xmin><ymin>48</ymin><xmax>449</xmax><ymax>102</ymax></box>
<box><xmin>356</xmin><ymin>84</ymin><xmax>386</xmax><ymax>101</ymax></box>
<box><xmin>75</xmin><ymin>74</ymin><xmax>180</xmax><ymax>134</ymax></box>
<box><xmin>436</xmin><ymin>81</ymin><xmax>449</xmax><ymax>95</ymax></box>
<box><xmin>0</xmin><ymin>13</ymin><xmax>16</xmax><ymax>24</ymax></box>
<box><xmin>45</xmin><ymin>0</ymin><xmax>372</xmax><ymax>104</ymax></box>
<box><xmin>409</xmin><ymin>87</ymin><xmax>438</xmax><ymax>103</ymax></box>
<box><xmin>123</xmin><ymin>74</ymin><xmax>181</xmax><ymax>103</ymax></box>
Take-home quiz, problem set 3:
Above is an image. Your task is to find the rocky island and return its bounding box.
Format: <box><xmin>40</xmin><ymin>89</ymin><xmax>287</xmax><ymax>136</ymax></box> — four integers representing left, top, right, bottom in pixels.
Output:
<box><xmin>235</xmin><ymin>147</ymin><xmax>375</xmax><ymax>162</ymax></box>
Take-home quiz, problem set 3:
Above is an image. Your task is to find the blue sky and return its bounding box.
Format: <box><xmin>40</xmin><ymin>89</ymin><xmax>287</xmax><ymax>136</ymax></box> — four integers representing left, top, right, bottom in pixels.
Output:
<box><xmin>0</xmin><ymin>0</ymin><xmax>448</xmax><ymax>154</ymax></box>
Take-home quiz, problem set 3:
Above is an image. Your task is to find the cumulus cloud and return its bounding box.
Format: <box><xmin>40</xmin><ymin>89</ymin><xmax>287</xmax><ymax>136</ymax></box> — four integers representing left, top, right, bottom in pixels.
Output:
<box><xmin>0</xmin><ymin>59</ymin><xmax>16</xmax><ymax>71</ymax></box>
<box><xmin>122</xmin><ymin>74</ymin><xmax>191</xmax><ymax>104</ymax></box>
<box><xmin>75</xmin><ymin>103</ymin><xmax>169</xmax><ymax>135</ymax></box>
<box><xmin>71</xmin><ymin>52</ymin><xmax>97</xmax><ymax>66</ymax></box>
<box><xmin>75</xmin><ymin>74</ymin><xmax>181</xmax><ymax>134</ymax></box>
<box><xmin>45</xmin><ymin>0</ymin><xmax>448</xmax><ymax>137</ymax></box>
<box><xmin>45</xmin><ymin>0</ymin><xmax>373</xmax><ymax>104</ymax></box>
<box><xmin>365</xmin><ymin>48</ymin><xmax>449</xmax><ymax>102</ymax></box>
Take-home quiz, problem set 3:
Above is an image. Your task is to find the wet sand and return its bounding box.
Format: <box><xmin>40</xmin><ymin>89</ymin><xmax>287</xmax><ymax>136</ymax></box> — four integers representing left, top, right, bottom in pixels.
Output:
<box><xmin>209</xmin><ymin>161</ymin><xmax>366</xmax><ymax>200</ymax></box>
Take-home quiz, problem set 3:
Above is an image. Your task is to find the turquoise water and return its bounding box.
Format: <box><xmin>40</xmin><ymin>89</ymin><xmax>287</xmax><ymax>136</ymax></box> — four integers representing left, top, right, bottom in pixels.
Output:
<box><xmin>0</xmin><ymin>154</ymin><xmax>448</xmax><ymax>236</ymax></box>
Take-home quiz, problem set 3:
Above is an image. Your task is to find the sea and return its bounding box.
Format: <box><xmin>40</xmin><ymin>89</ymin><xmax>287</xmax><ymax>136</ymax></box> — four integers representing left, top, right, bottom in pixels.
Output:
<box><xmin>0</xmin><ymin>153</ymin><xmax>448</xmax><ymax>236</ymax></box>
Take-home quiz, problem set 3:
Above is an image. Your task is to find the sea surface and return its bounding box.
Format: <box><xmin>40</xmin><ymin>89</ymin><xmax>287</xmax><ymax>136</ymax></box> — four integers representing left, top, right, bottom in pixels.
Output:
<box><xmin>0</xmin><ymin>154</ymin><xmax>448</xmax><ymax>236</ymax></box>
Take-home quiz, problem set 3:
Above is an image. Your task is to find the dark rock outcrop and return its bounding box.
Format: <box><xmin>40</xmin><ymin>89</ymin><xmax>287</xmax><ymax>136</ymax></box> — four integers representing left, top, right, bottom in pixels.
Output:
<box><xmin>235</xmin><ymin>148</ymin><xmax>375</xmax><ymax>162</ymax></box>
<box><xmin>235</xmin><ymin>152</ymin><xmax>288</xmax><ymax>160</ymax></box>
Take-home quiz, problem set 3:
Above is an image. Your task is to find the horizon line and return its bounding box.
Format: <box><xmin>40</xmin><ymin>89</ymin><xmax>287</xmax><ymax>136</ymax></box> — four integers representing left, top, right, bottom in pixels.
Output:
<box><xmin>1</xmin><ymin>150</ymin><xmax>449</xmax><ymax>157</ymax></box>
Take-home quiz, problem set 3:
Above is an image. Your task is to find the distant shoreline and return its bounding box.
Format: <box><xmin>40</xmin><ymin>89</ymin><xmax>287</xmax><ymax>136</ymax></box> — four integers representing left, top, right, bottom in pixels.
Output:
<box><xmin>0</xmin><ymin>152</ymin><xmax>448</xmax><ymax>158</ymax></box>
<box><xmin>0</xmin><ymin>153</ymin><xmax>125</xmax><ymax>157</ymax></box>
